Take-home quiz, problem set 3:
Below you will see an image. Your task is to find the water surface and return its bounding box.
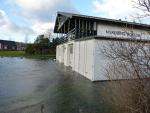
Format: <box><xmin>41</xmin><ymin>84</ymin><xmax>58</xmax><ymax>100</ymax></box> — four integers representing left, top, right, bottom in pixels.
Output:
<box><xmin>0</xmin><ymin>57</ymin><xmax>113</xmax><ymax>113</ymax></box>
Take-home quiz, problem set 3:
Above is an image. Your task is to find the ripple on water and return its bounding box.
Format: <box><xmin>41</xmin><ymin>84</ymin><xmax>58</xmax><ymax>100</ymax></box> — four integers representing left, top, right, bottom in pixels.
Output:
<box><xmin>0</xmin><ymin>57</ymin><xmax>115</xmax><ymax>113</ymax></box>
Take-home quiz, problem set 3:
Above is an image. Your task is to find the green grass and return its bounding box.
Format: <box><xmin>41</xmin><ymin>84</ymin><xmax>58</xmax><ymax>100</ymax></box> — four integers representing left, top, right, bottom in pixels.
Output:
<box><xmin>0</xmin><ymin>51</ymin><xmax>25</xmax><ymax>57</ymax></box>
<box><xmin>0</xmin><ymin>51</ymin><xmax>56</xmax><ymax>59</ymax></box>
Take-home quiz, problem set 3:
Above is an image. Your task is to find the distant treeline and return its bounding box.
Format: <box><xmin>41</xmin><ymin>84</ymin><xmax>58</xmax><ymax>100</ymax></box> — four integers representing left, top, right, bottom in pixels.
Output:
<box><xmin>25</xmin><ymin>35</ymin><xmax>59</xmax><ymax>55</ymax></box>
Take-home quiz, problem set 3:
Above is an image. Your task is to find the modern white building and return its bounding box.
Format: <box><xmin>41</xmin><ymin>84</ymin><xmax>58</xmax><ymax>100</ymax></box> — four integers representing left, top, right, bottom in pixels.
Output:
<box><xmin>54</xmin><ymin>12</ymin><xmax>150</xmax><ymax>81</ymax></box>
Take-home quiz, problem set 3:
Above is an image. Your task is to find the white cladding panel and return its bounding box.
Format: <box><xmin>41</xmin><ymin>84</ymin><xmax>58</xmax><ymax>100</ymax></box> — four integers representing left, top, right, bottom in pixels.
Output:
<box><xmin>60</xmin><ymin>45</ymin><xmax>64</xmax><ymax>63</ymax></box>
<box><xmin>78</xmin><ymin>41</ymin><xmax>85</xmax><ymax>75</ymax></box>
<box><xmin>74</xmin><ymin>40</ymin><xmax>95</xmax><ymax>81</ymax></box>
<box><xmin>56</xmin><ymin>46</ymin><xmax>59</xmax><ymax>60</ymax></box>
<box><xmin>56</xmin><ymin>45</ymin><xmax>62</xmax><ymax>62</ymax></box>
<box><xmin>97</xmin><ymin>24</ymin><xmax>150</xmax><ymax>40</ymax></box>
<box><xmin>57</xmin><ymin>39</ymin><xmax>139</xmax><ymax>81</ymax></box>
<box><xmin>94</xmin><ymin>40</ymin><xmax>111</xmax><ymax>81</ymax></box>
<box><xmin>94</xmin><ymin>39</ymin><xmax>130</xmax><ymax>81</ymax></box>
<box><xmin>84</xmin><ymin>40</ymin><xmax>94</xmax><ymax>80</ymax></box>
<box><xmin>57</xmin><ymin>39</ymin><xmax>142</xmax><ymax>81</ymax></box>
<box><xmin>74</xmin><ymin>42</ymin><xmax>80</xmax><ymax>72</ymax></box>
<box><xmin>56</xmin><ymin>44</ymin><xmax>65</xmax><ymax>63</ymax></box>
<box><xmin>63</xmin><ymin>43</ymin><xmax>69</xmax><ymax>66</ymax></box>
<box><xmin>68</xmin><ymin>44</ymin><xmax>73</xmax><ymax>67</ymax></box>
<box><xmin>93</xmin><ymin>39</ymin><xmax>145</xmax><ymax>81</ymax></box>
<box><xmin>56</xmin><ymin>42</ymin><xmax>74</xmax><ymax>67</ymax></box>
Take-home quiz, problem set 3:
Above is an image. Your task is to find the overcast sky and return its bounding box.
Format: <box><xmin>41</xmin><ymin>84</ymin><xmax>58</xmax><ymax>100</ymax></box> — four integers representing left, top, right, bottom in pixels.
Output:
<box><xmin>0</xmin><ymin>0</ymin><xmax>149</xmax><ymax>42</ymax></box>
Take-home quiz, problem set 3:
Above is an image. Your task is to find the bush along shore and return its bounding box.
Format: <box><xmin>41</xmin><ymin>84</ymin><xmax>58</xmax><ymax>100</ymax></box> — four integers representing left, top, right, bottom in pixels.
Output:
<box><xmin>0</xmin><ymin>34</ymin><xmax>59</xmax><ymax>59</ymax></box>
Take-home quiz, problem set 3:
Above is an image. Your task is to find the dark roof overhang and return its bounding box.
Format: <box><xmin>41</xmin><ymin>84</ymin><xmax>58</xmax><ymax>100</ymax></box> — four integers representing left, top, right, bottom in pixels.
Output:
<box><xmin>53</xmin><ymin>12</ymin><xmax>150</xmax><ymax>33</ymax></box>
<box><xmin>54</xmin><ymin>12</ymin><xmax>73</xmax><ymax>33</ymax></box>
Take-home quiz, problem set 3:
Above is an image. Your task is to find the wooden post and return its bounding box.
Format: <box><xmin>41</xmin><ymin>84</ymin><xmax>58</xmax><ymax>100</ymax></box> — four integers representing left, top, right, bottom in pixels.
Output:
<box><xmin>82</xmin><ymin>19</ymin><xmax>84</xmax><ymax>38</ymax></box>
<box><xmin>75</xmin><ymin>18</ymin><xmax>78</xmax><ymax>39</ymax></box>
<box><xmin>79</xmin><ymin>18</ymin><xmax>80</xmax><ymax>38</ymax></box>
<box><xmin>89</xmin><ymin>21</ymin><xmax>91</xmax><ymax>36</ymax></box>
<box><xmin>64</xmin><ymin>23</ymin><xmax>65</xmax><ymax>34</ymax></box>
<box><xmin>68</xmin><ymin>20</ymin><xmax>70</xmax><ymax>33</ymax></box>
<box><xmin>92</xmin><ymin>21</ymin><xmax>94</xmax><ymax>35</ymax></box>
<box><xmin>86</xmin><ymin>20</ymin><xmax>87</xmax><ymax>37</ymax></box>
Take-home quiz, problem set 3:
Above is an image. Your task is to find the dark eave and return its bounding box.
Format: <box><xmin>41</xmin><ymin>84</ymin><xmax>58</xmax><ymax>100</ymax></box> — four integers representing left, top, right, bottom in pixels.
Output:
<box><xmin>0</xmin><ymin>40</ymin><xmax>16</xmax><ymax>46</ymax></box>
<box><xmin>54</xmin><ymin>12</ymin><xmax>73</xmax><ymax>33</ymax></box>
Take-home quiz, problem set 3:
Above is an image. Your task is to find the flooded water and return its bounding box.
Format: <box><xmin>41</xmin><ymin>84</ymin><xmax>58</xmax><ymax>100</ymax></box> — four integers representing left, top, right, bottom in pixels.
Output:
<box><xmin>0</xmin><ymin>57</ymin><xmax>114</xmax><ymax>113</ymax></box>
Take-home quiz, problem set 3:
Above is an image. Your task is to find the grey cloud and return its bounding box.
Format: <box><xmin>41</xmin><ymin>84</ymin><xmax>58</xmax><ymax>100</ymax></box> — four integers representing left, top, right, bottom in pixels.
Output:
<box><xmin>1</xmin><ymin>0</ymin><xmax>78</xmax><ymax>42</ymax></box>
<box><xmin>8</xmin><ymin>0</ymin><xmax>77</xmax><ymax>22</ymax></box>
<box><xmin>0</xmin><ymin>9</ymin><xmax>34</xmax><ymax>36</ymax></box>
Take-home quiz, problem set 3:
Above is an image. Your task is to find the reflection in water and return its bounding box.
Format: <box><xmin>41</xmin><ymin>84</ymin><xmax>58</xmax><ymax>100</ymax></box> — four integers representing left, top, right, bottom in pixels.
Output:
<box><xmin>0</xmin><ymin>57</ymin><xmax>114</xmax><ymax>113</ymax></box>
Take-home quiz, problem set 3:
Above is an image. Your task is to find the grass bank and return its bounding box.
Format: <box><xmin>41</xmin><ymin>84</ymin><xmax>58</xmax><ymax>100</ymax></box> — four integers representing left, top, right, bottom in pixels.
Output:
<box><xmin>0</xmin><ymin>51</ymin><xmax>55</xmax><ymax>59</ymax></box>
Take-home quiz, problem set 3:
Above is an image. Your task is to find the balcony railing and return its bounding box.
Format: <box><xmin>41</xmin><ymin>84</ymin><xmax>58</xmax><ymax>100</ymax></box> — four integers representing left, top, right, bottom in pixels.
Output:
<box><xmin>57</xmin><ymin>28</ymin><xmax>97</xmax><ymax>44</ymax></box>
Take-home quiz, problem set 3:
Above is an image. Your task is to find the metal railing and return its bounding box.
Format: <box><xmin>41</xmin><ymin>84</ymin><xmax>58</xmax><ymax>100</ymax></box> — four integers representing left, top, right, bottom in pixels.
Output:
<box><xmin>57</xmin><ymin>28</ymin><xmax>76</xmax><ymax>44</ymax></box>
<box><xmin>66</xmin><ymin>28</ymin><xmax>76</xmax><ymax>41</ymax></box>
<box><xmin>57</xmin><ymin>28</ymin><xmax>97</xmax><ymax>44</ymax></box>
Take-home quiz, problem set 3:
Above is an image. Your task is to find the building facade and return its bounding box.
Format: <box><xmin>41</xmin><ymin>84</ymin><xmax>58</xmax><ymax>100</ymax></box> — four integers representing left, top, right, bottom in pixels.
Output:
<box><xmin>54</xmin><ymin>12</ymin><xmax>150</xmax><ymax>81</ymax></box>
<box><xmin>0</xmin><ymin>40</ymin><xmax>17</xmax><ymax>50</ymax></box>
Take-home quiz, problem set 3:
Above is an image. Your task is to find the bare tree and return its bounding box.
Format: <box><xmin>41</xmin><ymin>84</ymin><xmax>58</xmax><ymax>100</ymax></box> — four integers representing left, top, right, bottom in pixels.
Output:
<box><xmin>45</xmin><ymin>29</ymin><xmax>52</xmax><ymax>42</ymax></box>
<box><xmin>100</xmin><ymin>34</ymin><xmax>150</xmax><ymax>113</ymax></box>
<box><xmin>133</xmin><ymin>0</ymin><xmax>150</xmax><ymax>17</ymax></box>
<box><xmin>102</xmin><ymin>40</ymin><xmax>150</xmax><ymax>79</ymax></box>
<box><xmin>98</xmin><ymin>1</ymin><xmax>150</xmax><ymax>113</ymax></box>
<box><xmin>101</xmin><ymin>38</ymin><xmax>150</xmax><ymax>113</ymax></box>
